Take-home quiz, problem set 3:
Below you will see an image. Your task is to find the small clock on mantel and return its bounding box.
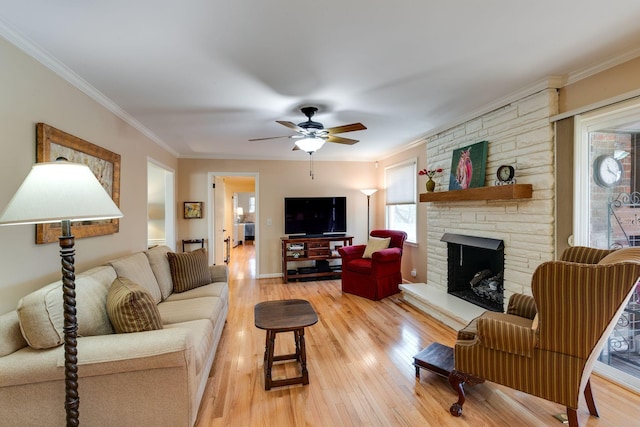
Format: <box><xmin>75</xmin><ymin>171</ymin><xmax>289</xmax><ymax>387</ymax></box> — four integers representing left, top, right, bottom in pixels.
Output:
<box><xmin>495</xmin><ymin>165</ymin><xmax>515</xmax><ymax>185</ymax></box>
<box><xmin>593</xmin><ymin>154</ymin><xmax>623</xmax><ymax>188</ymax></box>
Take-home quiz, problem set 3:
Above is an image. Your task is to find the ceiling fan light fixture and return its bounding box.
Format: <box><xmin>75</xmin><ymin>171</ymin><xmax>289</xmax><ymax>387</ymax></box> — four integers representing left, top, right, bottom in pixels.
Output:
<box><xmin>295</xmin><ymin>137</ymin><xmax>326</xmax><ymax>153</ymax></box>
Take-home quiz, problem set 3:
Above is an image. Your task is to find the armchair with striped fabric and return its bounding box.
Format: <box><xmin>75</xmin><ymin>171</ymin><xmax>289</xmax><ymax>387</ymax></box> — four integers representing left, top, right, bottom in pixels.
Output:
<box><xmin>448</xmin><ymin>246</ymin><xmax>640</xmax><ymax>427</ymax></box>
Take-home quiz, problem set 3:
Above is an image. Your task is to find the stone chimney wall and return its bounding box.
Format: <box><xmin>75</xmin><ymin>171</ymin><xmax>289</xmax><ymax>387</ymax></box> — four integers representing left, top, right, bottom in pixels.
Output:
<box><xmin>424</xmin><ymin>88</ymin><xmax>558</xmax><ymax>299</ymax></box>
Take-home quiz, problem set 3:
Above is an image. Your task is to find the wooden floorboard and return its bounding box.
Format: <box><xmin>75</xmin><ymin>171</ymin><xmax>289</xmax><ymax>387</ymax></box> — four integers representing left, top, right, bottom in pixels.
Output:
<box><xmin>195</xmin><ymin>243</ymin><xmax>640</xmax><ymax>426</ymax></box>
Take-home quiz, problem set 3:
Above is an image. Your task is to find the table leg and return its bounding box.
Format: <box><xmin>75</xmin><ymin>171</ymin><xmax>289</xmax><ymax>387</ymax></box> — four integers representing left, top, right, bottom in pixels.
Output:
<box><xmin>265</xmin><ymin>330</ymin><xmax>276</xmax><ymax>390</ymax></box>
<box><xmin>299</xmin><ymin>328</ymin><xmax>309</xmax><ymax>385</ymax></box>
<box><xmin>294</xmin><ymin>329</ymin><xmax>301</xmax><ymax>363</ymax></box>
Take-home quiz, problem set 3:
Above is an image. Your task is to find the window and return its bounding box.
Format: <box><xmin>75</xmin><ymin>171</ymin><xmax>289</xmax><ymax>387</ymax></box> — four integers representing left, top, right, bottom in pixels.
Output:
<box><xmin>385</xmin><ymin>159</ymin><xmax>417</xmax><ymax>243</ymax></box>
<box><xmin>575</xmin><ymin>98</ymin><xmax>640</xmax><ymax>392</ymax></box>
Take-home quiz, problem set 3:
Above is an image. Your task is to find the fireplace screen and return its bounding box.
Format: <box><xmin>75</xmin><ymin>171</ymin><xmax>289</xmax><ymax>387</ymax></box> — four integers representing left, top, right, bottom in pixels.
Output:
<box><xmin>441</xmin><ymin>233</ymin><xmax>505</xmax><ymax>312</ymax></box>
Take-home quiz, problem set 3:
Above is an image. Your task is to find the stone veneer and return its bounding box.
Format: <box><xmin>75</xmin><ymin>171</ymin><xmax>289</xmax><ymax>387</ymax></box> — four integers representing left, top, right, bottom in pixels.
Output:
<box><xmin>423</xmin><ymin>88</ymin><xmax>558</xmax><ymax>302</ymax></box>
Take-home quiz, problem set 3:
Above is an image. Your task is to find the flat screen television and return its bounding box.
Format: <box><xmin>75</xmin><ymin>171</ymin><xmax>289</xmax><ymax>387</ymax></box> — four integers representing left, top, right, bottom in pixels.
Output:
<box><xmin>284</xmin><ymin>197</ymin><xmax>347</xmax><ymax>236</ymax></box>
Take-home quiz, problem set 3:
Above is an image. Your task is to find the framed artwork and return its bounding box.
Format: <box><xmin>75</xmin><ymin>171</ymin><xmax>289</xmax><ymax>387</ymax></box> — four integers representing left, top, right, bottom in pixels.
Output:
<box><xmin>448</xmin><ymin>140</ymin><xmax>488</xmax><ymax>190</ymax></box>
<box><xmin>36</xmin><ymin>123</ymin><xmax>121</xmax><ymax>244</ymax></box>
<box><xmin>184</xmin><ymin>202</ymin><xmax>203</xmax><ymax>219</ymax></box>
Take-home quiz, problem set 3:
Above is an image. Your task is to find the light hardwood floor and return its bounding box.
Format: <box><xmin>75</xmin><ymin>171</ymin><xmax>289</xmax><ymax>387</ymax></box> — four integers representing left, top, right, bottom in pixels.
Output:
<box><xmin>195</xmin><ymin>243</ymin><xmax>640</xmax><ymax>426</ymax></box>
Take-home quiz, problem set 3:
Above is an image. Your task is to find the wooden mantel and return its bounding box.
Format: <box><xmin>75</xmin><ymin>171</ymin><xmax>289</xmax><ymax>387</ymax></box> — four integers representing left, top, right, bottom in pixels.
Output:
<box><xmin>419</xmin><ymin>184</ymin><xmax>533</xmax><ymax>202</ymax></box>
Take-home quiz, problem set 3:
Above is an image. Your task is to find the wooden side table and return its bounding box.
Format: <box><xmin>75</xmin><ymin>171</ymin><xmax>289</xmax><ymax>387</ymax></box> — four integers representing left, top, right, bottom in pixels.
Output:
<box><xmin>254</xmin><ymin>299</ymin><xmax>318</xmax><ymax>390</ymax></box>
<box><xmin>182</xmin><ymin>238</ymin><xmax>204</xmax><ymax>252</ymax></box>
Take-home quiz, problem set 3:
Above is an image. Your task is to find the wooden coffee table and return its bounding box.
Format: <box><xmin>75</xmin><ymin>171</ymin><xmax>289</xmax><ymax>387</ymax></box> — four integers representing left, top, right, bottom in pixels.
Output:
<box><xmin>413</xmin><ymin>342</ymin><xmax>454</xmax><ymax>380</ymax></box>
<box><xmin>254</xmin><ymin>299</ymin><xmax>319</xmax><ymax>390</ymax></box>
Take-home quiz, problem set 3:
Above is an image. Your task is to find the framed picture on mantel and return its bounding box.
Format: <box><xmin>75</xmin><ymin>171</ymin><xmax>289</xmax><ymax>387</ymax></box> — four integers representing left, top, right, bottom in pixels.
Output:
<box><xmin>448</xmin><ymin>140</ymin><xmax>488</xmax><ymax>190</ymax></box>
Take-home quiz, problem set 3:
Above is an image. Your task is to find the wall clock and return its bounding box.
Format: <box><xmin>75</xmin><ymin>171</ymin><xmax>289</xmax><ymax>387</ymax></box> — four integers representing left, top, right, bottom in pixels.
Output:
<box><xmin>593</xmin><ymin>154</ymin><xmax>623</xmax><ymax>188</ymax></box>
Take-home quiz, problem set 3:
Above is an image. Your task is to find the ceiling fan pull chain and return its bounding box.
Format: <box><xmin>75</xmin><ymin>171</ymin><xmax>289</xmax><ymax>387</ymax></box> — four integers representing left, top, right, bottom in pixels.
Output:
<box><xmin>309</xmin><ymin>153</ymin><xmax>314</xmax><ymax>180</ymax></box>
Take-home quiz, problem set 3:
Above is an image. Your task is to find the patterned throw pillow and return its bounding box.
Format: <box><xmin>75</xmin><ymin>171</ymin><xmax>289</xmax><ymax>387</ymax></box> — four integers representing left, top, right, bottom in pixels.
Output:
<box><xmin>362</xmin><ymin>237</ymin><xmax>391</xmax><ymax>259</ymax></box>
<box><xmin>106</xmin><ymin>277</ymin><xmax>163</xmax><ymax>333</ymax></box>
<box><xmin>167</xmin><ymin>248</ymin><xmax>211</xmax><ymax>293</ymax></box>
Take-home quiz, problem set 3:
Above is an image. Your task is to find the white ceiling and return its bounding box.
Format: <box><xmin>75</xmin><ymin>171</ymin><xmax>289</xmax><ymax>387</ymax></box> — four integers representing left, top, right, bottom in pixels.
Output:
<box><xmin>1</xmin><ymin>1</ymin><xmax>640</xmax><ymax>161</ymax></box>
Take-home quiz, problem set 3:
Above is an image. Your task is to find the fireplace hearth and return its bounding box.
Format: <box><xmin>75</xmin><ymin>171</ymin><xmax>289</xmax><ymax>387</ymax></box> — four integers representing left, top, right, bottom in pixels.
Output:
<box><xmin>441</xmin><ymin>233</ymin><xmax>504</xmax><ymax>312</ymax></box>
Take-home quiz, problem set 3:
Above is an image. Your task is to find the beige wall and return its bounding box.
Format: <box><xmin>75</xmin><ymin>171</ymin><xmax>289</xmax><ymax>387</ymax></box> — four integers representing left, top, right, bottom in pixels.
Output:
<box><xmin>177</xmin><ymin>158</ymin><xmax>377</xmax><ymax>277</ymax></box>
<box><xmin>559</xmin><ymin>57</ymin><xmax>640</xmax><ymax>113</ymax></box>
<box><xmin>0</xmin><ymin>37</ymin><xmax>178</xmax><ymax>315</ymax></box>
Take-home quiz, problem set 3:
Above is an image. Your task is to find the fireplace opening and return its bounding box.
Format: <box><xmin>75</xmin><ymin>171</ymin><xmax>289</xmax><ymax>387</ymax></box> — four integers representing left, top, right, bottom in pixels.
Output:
<box><xmin>441</xmin><ymin>233</ymin><xmax>504</xmax><ymax>312</ymax></box>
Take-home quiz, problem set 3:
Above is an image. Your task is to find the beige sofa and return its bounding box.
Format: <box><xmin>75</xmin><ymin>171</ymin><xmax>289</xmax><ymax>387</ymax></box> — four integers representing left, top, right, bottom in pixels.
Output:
<box><xmin>0</xmin><ymin>245</ymin><xmax>229</xmax><ymax>427</ymax></box>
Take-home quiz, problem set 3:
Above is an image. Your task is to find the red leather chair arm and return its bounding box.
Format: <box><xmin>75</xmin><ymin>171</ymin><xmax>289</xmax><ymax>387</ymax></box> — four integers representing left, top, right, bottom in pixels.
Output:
<box><xmin>339</xmin><ymin>245</ymin><xmax>366</xmax><ymax>262</ymax></box>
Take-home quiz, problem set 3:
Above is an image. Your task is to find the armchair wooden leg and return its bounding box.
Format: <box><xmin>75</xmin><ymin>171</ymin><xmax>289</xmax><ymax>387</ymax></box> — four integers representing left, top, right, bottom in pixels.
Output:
<box><xmin>448</xmin><ymin>369</ymin><xmax>485</xmax><ymax>417</ymax></box>
<box><xmin>567</xmin><ymin>408</ymin><xmax>578</xmax><ymax>427</ymax></box>
<box><xmin>583</xmin><ymin>379</ymin><xmax>599</xmax><ymax>418</ymax></box>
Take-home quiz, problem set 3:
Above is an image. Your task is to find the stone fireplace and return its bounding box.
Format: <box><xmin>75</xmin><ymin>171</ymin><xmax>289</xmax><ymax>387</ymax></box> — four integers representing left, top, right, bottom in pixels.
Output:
<box><xmin>442</xmin><ymin>233</ymin><xmax>504</xmax><ymax>312</ymax></box>
<box><xmin>400</xmin><ymin>88</ymin><xmax>557</xmax><ymax>329</ymax></box>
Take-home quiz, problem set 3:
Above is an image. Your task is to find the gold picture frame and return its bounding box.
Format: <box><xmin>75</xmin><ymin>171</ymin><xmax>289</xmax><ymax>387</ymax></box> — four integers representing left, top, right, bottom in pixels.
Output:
<box><xmin>35</xmin><ymin>123</ymin><xmax>121</xmax><ymax>244</ymax></box>
<box><xmin>184</xmin><ymin>202</ymin><xmax>203</xmax><ymax>219</ymax></box>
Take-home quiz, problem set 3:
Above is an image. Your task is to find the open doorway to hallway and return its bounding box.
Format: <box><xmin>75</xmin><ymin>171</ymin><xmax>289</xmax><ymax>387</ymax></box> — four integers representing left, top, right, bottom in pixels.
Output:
<box><xmin>209</xmin><ymin>173</ymin><xmax>258</xmax><ymax>276</ymax></box>
<box><xmin>147</xmin><ymin>160</ymin><xmax>175</xmax><ymax>250</ymax></box>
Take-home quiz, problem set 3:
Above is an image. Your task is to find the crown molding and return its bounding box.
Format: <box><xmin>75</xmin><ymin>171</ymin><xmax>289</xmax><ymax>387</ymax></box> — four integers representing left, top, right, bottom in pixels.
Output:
<box><xmin>0</xmin><ymin>18</ymin><xmax>178</xmax><ymax>157</ymax></box>
<box><xmin>565</xmin><ymin>47</ymin><xmax>640</xmax><ymax>86</ymax></box>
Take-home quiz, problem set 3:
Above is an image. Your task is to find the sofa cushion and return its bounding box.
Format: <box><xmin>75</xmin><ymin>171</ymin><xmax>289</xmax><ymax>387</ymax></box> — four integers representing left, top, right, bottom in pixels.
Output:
<box><xmin>106</xmin><ymin>277</ymin><xmax>163</xmax><ymax>333</ymax></box>
<box><xmin>145</xmin><ymin>245</ymin><xmax>174</xmax><ymax>300</ymax></box>
<box><xmin>164</xmin><ymin>282</ymin><xmax>228</xmax><ymax>302</ymax></box>
<box><xmin>0</xmin><ymin>311</ymin><xmax>27</xmax><ymax>356</ymax></box>
<box><xmin>362</xmin><ymin>237</ymin><xmax>391</xmax><ymax>258</ymax></box>
<box><xmin>157</xmin><ymin>297</ymin><xmax>223</xmax><ymax>325</ymax></box>
<box><xmin>108</xmin><ymin>252</ymin><xmax>162</xmax><ymax>304</ymax></box>
<box><xmin>167</xmin><ymin>249</ymin><xmax>211</xmax><ymax>293</ymax></box>
<box><xmin>17</xmin><ymin>265</ymin><xmax>116</xmax><ymax>349</ymax></box>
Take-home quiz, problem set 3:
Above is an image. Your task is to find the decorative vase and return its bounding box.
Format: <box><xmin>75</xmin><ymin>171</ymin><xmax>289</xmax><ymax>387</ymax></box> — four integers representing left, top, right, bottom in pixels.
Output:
<box><xmin>426</xmin><ymin>177</ymin><xmax>436</xmax><ymax>192</ymax></box>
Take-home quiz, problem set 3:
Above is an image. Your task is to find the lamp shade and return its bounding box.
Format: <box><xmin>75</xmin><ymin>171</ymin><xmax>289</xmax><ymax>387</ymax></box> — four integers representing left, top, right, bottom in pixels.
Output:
<box><xmin>0</xmin><ymin>161</ymin><xmax>123</xmax><ymax>225</ymax></box>
<box><xmin>360</xmin><ymin>188</ymin><xmax>378</xmax><ymax>196</ymax></box>
<box><xmin>295</xmin><ymin>137</ymin><xmax>326</xmax><ymax>153</ymax></box>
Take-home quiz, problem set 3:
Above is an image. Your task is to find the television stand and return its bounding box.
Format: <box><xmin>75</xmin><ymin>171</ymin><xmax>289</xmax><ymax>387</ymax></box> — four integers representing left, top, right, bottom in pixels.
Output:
<box><xmin>281</xmin><ymin>235</ymin><xmax>353</xmax><ymax>283</ymax></box>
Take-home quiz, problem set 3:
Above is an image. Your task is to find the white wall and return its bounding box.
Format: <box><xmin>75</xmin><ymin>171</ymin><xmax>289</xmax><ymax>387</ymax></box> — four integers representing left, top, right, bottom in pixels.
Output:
<box><xmin>0</xmin><ymin>37</ymin><xmax>177</xmax><ymax>314</ymax></box>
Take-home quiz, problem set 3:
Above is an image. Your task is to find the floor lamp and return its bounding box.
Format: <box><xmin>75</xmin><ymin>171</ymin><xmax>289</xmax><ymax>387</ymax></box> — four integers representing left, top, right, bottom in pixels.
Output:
<box><xmin>0</xmin><ymin>160</ymin><xmax>123</xmax><ymax>426</ymax></box>
<box><xmin>360</xmin><ymin>189</ymin><xmax>378</xmax><ymax>235</ymax></box>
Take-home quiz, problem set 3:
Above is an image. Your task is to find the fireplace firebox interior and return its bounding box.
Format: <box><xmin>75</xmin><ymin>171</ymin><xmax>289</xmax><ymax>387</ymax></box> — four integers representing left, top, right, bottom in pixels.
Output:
<box><xmin>441</xmin><ymin>233</ymin><xmax>504</xmax><ymax>312</ymax></box>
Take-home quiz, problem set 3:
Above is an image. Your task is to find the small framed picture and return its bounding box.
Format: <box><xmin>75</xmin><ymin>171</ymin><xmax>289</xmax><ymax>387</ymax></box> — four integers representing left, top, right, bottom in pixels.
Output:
<box><xmin>184</xmin><ymin>201</ymin><xmax>203</xmax><ymax>219</ymax></box>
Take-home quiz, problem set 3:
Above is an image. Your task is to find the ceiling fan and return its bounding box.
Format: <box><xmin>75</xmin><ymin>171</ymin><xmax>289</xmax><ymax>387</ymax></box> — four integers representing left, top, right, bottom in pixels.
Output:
<box><xmin>249</xmin><ymin>106</ymin><xmax>367</xmax><ymax>153</ymax></box>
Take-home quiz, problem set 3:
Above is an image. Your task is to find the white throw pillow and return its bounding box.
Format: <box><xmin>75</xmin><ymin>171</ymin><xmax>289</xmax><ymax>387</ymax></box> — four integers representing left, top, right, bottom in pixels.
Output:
<box><xmin>362</xmin><ymin>237</ymin><xmax>391</xmax><ymax>259</ymax></box>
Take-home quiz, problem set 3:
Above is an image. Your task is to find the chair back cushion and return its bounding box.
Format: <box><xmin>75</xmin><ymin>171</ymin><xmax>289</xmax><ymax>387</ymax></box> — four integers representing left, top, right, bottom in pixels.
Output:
<box><xmin>370</xmin><ymin>230</ymin><xmax>407</xmax><ymax>250</ymax></box>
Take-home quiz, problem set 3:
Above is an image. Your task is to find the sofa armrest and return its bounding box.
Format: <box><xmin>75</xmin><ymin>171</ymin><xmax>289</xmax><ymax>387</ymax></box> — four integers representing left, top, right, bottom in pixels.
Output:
<box><xmin>339</xmin><ymin>245</ymin><xmax>366</xmax><ymax>262</ymax></box>
<box><xmin>506</xmin><ymin>294</ymin><xmax>537</xmax><ymax>319</ymax></box>
<box><xmin>476</xmin><ymin>316</ymin><xmax>536</xmax><ymax>357</ymax></box>
<box><xmin>209</xmin><ymin>264</ymin><xmax>228</xmax><ymax>283</ymax></box>
<box><xmin>371</xmin><ymin>247</ymin><xmax>402</xmax><ymax>263</ymax></box>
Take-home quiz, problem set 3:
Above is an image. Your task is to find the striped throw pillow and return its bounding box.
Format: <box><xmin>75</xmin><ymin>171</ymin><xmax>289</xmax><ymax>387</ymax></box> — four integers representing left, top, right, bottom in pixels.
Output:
<box><xmin>167</xmin><ymin>248</ymin><xmax>211</xmax><ymax>293</ymax></box>
<box><xmin>106</xmin><ymin>277</ymin><xmax>163</xmax><ymax>333</ymax></box>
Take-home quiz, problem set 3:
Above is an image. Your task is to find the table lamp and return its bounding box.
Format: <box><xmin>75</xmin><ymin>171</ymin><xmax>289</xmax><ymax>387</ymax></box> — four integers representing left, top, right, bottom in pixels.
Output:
<box><xmin>0</xmin><ymin>159</ymin><xmax>123</xmax><ymax>426</ymax></box>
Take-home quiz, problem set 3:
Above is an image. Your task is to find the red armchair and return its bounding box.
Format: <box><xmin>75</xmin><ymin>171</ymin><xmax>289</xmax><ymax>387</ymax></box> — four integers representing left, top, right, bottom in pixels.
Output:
<box><xmin>338</xmin><ymin>230</ymin><xmax>407</xmax><ymax>300</ymax></box>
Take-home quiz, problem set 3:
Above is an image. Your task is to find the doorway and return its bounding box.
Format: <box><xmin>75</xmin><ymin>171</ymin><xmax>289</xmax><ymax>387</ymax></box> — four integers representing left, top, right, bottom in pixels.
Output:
<box><xmin>147</xmin><ymin>160</ymin><xmax>175</xmax><ymax>250</ymax></box>
<box><xmin>208</xmin><ymin>172</ymin><xmax>258</xmax><ymax>277</ymax></box>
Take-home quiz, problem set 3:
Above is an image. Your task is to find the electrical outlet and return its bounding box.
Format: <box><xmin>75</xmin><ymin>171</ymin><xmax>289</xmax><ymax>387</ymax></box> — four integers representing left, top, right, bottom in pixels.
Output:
<box><xmin>266</xmin><ymin>218</ymin><xmax>272</xmax><ymax>226</ymax></box>
<box><xmin>410</xmin><ymin>268</ymin><xmax>417</xmax><ymax>277</ymax></box>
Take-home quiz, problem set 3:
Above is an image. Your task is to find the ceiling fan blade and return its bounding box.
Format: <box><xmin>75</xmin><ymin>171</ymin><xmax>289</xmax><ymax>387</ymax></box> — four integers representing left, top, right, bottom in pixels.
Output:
<box><xmin>248</xmin><ymin>135</ymin><xmax>293</xmax><ymax>141</ymax></box>
<box><xmin>326</xmin><ymin>123</ymin><xmax>367</xmax><ymax>134</ymax></box>
<box><xmin>276</xmin><ymin>120</ymin><xmax>305</xmax><ymax>132</ymax></box>
<box><xmin>327</xmin><ymin>135</ymin><xmax>359</xmax><ymax>145</ymax></box>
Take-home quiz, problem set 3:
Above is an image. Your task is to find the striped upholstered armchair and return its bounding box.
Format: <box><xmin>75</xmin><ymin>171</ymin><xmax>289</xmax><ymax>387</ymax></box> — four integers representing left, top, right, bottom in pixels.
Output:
<box><xmin>448</xmin><ymin>246</ymin><xmax>640</xmax><ymax>427</ymax></box>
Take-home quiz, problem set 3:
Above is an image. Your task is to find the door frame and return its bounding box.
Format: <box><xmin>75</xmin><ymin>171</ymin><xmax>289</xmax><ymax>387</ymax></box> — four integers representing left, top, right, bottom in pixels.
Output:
<box><xmin>207</xmin><ymin>171</ymin><xmax>259</xmax><ymax>275</ymax></box>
